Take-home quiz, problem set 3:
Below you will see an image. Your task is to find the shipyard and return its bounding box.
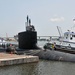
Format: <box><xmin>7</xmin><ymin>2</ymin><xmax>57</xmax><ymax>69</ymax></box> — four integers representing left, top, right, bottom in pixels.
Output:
<box><xmin>1</xmin><ymin>0</ymin><xmax>75</xmax><ymax>75</ymax></box>
<box><xmin>0</xmin><ymin>14</ymin><xmax>75</xmax><ymax>75</ymax></box>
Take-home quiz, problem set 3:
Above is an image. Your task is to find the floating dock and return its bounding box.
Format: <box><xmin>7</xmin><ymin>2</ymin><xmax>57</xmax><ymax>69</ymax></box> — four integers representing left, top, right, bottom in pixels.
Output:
<box><xmin>0</xmin><ymin>53</ymin><xmax>39</xmax><ymax>66</ymax></box>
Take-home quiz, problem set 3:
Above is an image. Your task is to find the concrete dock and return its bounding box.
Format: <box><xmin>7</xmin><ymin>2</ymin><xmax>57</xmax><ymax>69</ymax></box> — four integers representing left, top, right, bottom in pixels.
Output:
<box><xmin>0</xmin><ymin>53</ymin><xmax>39</xmax><ymax>66</ymax></box>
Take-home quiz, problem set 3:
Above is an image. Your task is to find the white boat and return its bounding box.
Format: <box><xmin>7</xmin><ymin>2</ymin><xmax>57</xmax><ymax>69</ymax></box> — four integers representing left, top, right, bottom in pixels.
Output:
<box><xmin>58</xmin><ymin>29</ymin><xmax>75</xmax><ymax>47</ymax></box>
<box><xmin>0</xmin><ymin>38</ymin><xmax>6</xmax><ymax>45</ymax></box>
<box><xmin>44</xmin><ymin>26</ymin><xmax>75</xmax><ymax>54</ymax></box>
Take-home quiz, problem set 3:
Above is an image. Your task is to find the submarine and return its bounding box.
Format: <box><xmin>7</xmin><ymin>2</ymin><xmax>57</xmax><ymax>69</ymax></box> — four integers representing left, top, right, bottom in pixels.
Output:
<box><xmin>18</xmin><ymin>15</ymin><xmax>39</xmax><ymax>49</ymax></box>
<box><xmin>18</xmin><ymin>15</ymin><xmax>75</xmax><ymax>62</ymax></box>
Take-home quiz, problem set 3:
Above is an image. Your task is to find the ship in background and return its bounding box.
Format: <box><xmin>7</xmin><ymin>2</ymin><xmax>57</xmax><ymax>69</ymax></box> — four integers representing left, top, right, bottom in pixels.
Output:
<box><xmin>0</xmin><ymin>38</ymin><xmax>6</xmax><ymax>45</ymax></box>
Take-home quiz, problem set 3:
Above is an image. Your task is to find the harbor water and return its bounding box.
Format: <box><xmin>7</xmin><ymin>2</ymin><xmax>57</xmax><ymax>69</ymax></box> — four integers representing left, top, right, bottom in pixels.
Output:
<box><xmin>0</xmin><ymin>41</ymin><xmax>75</xmax><ymax>75</ymax></box>
<box><xmin>0</xmin><ymin>60</ymin><xmax>75</xmax><ymax>75</ymax></box>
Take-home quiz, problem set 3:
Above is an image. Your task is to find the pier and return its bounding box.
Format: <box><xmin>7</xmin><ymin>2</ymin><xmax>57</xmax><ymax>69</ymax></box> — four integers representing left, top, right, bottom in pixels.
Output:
<box><xmin>0</xmin><ymin>53</ymin><xmax>39</xmax><ymax>66</ymax></box>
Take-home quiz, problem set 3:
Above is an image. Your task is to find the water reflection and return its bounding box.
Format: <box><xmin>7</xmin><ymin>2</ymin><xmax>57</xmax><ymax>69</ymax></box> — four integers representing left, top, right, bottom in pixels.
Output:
<box><xmin>0</xmin><ymin>60</ymin><xmax>75</xmax><ymax>75</ymax></box>
<box><xmin>0</xmin><ymin>63</ymin><xmax>38</xmax><ymax>75</ymax></box>
<box><xmin>35</xmin><ymin>60</ymin><xmax>75</xmax><ymax>75</ymax></box>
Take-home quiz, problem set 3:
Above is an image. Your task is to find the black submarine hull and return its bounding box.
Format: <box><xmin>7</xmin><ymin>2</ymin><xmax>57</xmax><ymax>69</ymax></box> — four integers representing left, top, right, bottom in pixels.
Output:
<box><xmin>32</xmin><ymin>49</ymin><xmax>75</xmax><ymax>62</ymax></box>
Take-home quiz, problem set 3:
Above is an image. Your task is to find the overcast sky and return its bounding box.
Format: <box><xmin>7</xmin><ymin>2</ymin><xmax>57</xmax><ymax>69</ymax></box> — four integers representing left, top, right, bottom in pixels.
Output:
<box><xmin>0</xmin><ymin>0</ymin><xmax>75</xmax><ymax>37</ymax></box>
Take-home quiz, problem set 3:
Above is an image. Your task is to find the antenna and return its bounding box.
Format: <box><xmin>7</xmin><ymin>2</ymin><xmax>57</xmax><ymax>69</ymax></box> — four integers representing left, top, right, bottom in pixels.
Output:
<box><xmin>29</xmin><ymin>19</ymin><xmax>31</xmax><ymax>26</ymax></box>
<box><xmin>27</xmin><ymin>15</ymin><xmax>29</xmax><ymax>26</ymax></box>
<box><xmin>26</xmin><ymin>15</ymin><xmax>29</xmax><ymax>31</ymax></box>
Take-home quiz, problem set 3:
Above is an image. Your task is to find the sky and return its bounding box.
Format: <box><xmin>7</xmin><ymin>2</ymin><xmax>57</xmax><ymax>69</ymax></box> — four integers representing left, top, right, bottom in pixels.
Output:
<box><xmin>0</xmin><ymin>0</ymin><xmax>75</xmax><ymax>37</ymax></box>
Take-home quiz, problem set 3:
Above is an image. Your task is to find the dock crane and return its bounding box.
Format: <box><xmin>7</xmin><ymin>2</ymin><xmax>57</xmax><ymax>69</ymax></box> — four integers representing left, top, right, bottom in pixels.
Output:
<box><xmin>57</xmin><ymin>26</ymin><xmax>63</xmax><ymax>37</ymax></box>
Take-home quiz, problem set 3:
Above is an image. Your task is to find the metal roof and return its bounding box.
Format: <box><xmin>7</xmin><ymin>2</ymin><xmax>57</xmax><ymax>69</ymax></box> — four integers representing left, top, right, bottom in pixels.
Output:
<box><xmin>64</xmin><ymin>32</ymin><xmax>75</xmax><ymax>35</ymax></box>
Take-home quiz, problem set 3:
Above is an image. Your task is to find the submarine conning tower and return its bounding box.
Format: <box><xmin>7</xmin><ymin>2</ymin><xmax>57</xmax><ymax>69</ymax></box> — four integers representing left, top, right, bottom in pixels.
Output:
<box><xmin>18</xmin><ymin>15</ymin><xmax>37</xmax><ymax>49</ymax></box>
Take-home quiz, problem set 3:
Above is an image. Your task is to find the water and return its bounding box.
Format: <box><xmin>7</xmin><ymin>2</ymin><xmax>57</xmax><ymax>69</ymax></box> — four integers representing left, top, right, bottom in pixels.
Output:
<box><xmin>37</xmin><ymin>41</ymin><xmax>48</xmax><ymax>47</ymax></box>
<box><xmin>0</xmin><ymin>60</ymin><xmax>75</xmax><ymax>75</ymax></box>
<box><xmin>0</xmin><ymin>41</ymin><xmax>75</xmax><ymax>75</ymax></box>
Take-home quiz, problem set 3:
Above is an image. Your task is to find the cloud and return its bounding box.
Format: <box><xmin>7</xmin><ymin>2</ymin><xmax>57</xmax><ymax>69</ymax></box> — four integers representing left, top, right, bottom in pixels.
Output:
<box><xmin>50</xmin><ymin>16</ymin><xmax>65</xmax><ymax>22</ymax></box>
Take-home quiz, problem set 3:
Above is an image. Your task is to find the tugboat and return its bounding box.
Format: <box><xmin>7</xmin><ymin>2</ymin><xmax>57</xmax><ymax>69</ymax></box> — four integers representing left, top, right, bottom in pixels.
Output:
<box><xmin>43</xmin><ymin>27</ymin><xmax>75</xmax><ymax>54</ymax></box>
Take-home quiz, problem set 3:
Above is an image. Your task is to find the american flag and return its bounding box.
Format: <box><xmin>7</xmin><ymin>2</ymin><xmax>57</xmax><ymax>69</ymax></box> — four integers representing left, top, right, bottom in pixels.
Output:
<box><xmin>73</xmin><ymin>18</ymin><xmax>75</xmax><ymax>21</ymax></box>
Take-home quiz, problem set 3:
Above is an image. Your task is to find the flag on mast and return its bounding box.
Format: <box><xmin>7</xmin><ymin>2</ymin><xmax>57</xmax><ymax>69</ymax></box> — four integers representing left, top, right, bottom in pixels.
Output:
<box><xmin>73</xmin><ymin>18</ymin><xmax>75</xmax><ymax>24</ymax></box>
<box><xmin>73</xmin><ymin>18</ymin><xmax>75</xmax><ymax>21</ymax></box>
